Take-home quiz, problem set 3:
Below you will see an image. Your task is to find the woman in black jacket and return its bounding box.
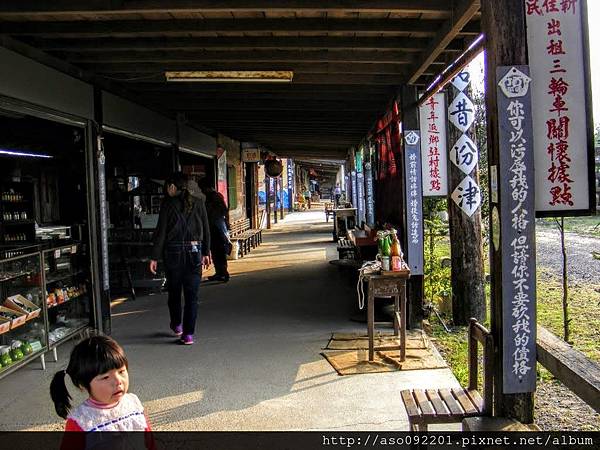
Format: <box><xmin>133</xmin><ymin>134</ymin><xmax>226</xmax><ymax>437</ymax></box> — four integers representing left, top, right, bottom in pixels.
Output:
<box><xmin>201</xmin><ymin>183</ymin><xmax>231</xmax><ymax>282</ymax></box>
<box><xmin>150</xmin><ymin>172</ymin><xmax>211</xmax><ymax>345</ymax></box>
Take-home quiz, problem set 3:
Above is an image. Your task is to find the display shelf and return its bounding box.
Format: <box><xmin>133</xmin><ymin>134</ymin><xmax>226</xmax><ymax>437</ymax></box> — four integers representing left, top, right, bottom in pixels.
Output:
<box><xmin>42</xmin><ymin>244</ymin><xmax>92</xmax><ymax>351</ymax></box>
<box><xmin>0</xmin><ymin>270</ymin><xmax>35</xmax><ymax>283</ymax></box>
<box><xmin>48</xmin><ymin>321</ymin><xmax>89</xmax><ymax>348</ymax></box>
<box><xmin>47</xmin><ymin>293</ymin><xmax>87</xmax><ymax>310</ymax></box>
<box><xmin>45</xmin><ymin>270</ymin><xmax>85</xmax><ymax>285</ymax></box>
<box><xmin>0</xmin><ymin>251</ymin><xmax>47</xmax><ymax>379</ymax></box>
<box><xmin>0</xmin><ymin>181</ymin><xmax>35</xmax><ymax>245</ymax></box>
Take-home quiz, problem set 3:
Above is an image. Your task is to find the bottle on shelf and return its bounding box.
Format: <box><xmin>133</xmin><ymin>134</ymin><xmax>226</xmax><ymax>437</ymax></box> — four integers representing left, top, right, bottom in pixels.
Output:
<box><xmin>390</xmin><ymin>229</ymin><xmax>404</xmax><ymax>272</ymax></box>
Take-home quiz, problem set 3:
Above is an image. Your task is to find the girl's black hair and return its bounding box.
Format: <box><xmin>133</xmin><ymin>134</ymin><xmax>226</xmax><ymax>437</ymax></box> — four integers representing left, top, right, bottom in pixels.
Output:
<box><xmin>49</xmin><ymin>335</ymin><xmax>128</xmax><ymax>419</ymax></box>
<box><xmin>166</xmin><ymin>172</ymin><xmax>193</xmax><ymax>214</ymax></box>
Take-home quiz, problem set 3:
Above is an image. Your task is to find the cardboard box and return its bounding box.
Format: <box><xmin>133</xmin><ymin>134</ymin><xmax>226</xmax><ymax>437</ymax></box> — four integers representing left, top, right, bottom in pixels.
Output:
<box><xmin>0</xmin><ymin>306</ymin><xmax>26</xmax><ymax>329</ymax></box>
<box><xmin>4</xmin><ymin>295</ymin><xmax>41</xmax><ymax>321</ymax></box>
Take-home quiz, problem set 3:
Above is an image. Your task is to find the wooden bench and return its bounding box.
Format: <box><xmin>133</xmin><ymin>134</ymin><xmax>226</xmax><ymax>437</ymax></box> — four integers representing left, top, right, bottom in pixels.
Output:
<box><xmin>229</xmin><ymin>218</ymin><xmax>262</xmax><ymax>258</ymax></box>
<box><xmin>324</xmin><ymin>202</ymin><xmax>334</xmax><ymax>222</ymax></box>
<box><xmin>336</xmin><ymin>238</ymin><xmax>357</xmax><ymax>260</ymax></box>
<box><xmin>400</xmin><ymin>319</ymin><xmax>493</xmax><ymax>431</ymax></box>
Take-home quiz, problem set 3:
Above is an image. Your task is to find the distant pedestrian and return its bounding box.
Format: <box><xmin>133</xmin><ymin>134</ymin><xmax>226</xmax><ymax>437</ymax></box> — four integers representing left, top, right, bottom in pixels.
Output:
<box><xmin>201</xmin><ymin>181</ymin><xmax>231</xmax><ymax>282</ymax></box>
<box><xmin>49</xmin><ymin>336</ymin><xmax>155</xmax><ymax>445</ymax></box>
<box><xmin>150</xmin><ymin>172</ymin><xmax>211</xmax><ymax>345</ymax></box>
<box><xmin>334</xmin><ymin>183</ymin><xmax>342</xmax><ymax>207</ymax></box>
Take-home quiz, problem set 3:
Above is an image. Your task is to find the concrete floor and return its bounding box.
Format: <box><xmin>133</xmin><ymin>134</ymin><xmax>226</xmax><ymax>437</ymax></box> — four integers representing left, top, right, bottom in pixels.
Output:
<box><xmin>0</xmin><ymin>210</ymin><xmax>461</xmax><ymax>431</ymax></box>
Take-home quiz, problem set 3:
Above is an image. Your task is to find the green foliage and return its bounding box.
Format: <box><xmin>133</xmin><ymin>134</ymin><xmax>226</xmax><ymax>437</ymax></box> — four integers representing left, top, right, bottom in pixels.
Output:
<box><xmin>423</xmin><ymin>198</ymin><xmax>452</xmax><ymax>308</ymax></box>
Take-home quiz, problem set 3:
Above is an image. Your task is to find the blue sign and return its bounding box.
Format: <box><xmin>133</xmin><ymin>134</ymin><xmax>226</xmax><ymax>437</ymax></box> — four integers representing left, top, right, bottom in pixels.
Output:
<box><xmin>497</xmin><ymin>65</ymin><xmax>536</xmax><ymax>394</ymax></box>
<box><xmin>404</xmin><ymin>131</ymin><xmax>424</xmax><ymax>275</ymax></box>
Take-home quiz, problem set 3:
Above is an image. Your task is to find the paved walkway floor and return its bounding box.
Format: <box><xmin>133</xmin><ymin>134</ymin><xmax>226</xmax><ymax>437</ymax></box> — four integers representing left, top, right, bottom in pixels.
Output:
<box><xmin>0</xmin><ymin>210</ymin><xmax>460</xmax><ymax>431</ymax></box>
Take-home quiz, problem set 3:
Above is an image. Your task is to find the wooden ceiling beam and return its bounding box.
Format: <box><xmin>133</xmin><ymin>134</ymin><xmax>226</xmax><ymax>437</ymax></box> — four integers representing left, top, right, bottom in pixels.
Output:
<box><xmin>103</xmin><ymin>72</ymin><xmax>407</xmax><ymax>84</ymax></box>
<box><xmin>162</xmin><ymin>102</ymin><xmax>387</xmax><ymax>112</ymax></box>
<box><xmin>60</xmin><ymin>50</ymin><xmax>420</xmax><ymax>65</ymax></box>
<box><xmin>84</xmin><ymin>61</ymin><xmax>409</xmax><ymax>74</ymax></box>
<box><xmin>129</xmin><ymin>82</ymin><xmax>396</xmax><ymax>93</ymax></box>
<box><xmin>1</xmin><ymin>18</ymin><xmax>480</xmax><ymax>38</ymax></box>
<box><xmin>0</xmin><ymin>1</ymin><xmax>452</xmax><ymax>16</ymax></box>
<box><xmin>34</xmin><ymin>36</ymin><xmax>464</xmax><ymax>52</ymax></box>
<box><xmin>407</xmin><ymin>0</ymin><xmax>481</xmax><ymax>84</ymax></box>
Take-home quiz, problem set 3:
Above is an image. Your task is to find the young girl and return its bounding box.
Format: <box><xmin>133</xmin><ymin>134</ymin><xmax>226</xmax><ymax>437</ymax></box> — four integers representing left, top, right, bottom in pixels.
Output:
<box><xmin>50</xmin><ymin>335</ymin><xmax>153</xmax><ymax>436</ymax></box>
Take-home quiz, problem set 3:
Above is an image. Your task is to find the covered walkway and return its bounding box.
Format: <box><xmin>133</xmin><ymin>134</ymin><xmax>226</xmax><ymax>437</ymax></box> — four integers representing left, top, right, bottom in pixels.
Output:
<box><xmin>0</xmin><ymin>211</ymin><xmax>459</xmax><ymax>431</ymax></box>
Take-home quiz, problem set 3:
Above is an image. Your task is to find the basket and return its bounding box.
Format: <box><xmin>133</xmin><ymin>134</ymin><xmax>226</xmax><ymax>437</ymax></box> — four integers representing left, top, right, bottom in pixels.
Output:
<box><xmin>0</xmin><ymin>306</ymin><xmax>26</xmax><ymax>329</ymax></box>
<box><xmin>4</xmin><ymin>295</ymin><xmax>41</xmax><ymax>321</ymax></box>
<box><xmin>0</xmin><ymin>317</ymin><xmax>10</xmax><ymax>335</ymax></box>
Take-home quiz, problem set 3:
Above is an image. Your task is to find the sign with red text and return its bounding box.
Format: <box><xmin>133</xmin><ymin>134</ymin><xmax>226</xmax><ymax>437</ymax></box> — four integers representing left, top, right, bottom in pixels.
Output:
<box><xmin>526</xmin><ymin>0</ymin><xmax>595</xmax><ymax>215</ymax></box>
<box><xmin>419</xmin><ymin>93</ymin><xmax>448</xmax><ymax>196</ymax></box>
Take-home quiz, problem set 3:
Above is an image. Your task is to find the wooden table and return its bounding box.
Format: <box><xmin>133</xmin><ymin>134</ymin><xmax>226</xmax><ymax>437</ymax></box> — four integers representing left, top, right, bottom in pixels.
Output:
<box><xmin>365</xmin><ymin>269</ymin><xmax>410</xmax><ymax>362</ymax></box>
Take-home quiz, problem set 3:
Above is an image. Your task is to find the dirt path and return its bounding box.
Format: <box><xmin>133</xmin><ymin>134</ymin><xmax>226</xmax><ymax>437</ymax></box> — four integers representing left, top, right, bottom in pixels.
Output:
<box><xmin>534</xmin><ymin>227</ymin><xmax>600</xmax><ymax>431</ymax></box>
<box><xmin>536</xmin><ymin>228</ymin><xmax>600</xmax><ymax>285</ymax></box>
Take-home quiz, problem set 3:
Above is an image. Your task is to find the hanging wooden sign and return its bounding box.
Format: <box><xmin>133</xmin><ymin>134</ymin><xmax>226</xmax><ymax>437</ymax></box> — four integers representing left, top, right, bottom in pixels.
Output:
<box><xmin>526</xmin><ymin>0</ymin><xmax>595</xmax><ymax>215</ymax></box>
<box><xmin>448</xmin><ymin>92</ymin><xmax>475</xmax><ymax>133</ymax></box>
<box><xmin>451</xmin><ymin>70</ymin><xmax>472</xmax><ymax>92</ymax></box>
<box><xmin>450</xmin><ymin>133</ymin><xmax>479</xmax><ymax>175</ymax></box>
<box><xmin>497</xmin><ymin>65</ymin><xmax>537</xmax><ymax>394</ymax></box>
<box><xmin>404</xmin><ymin>131</ymin><xmax>424</xmax><ymax>275</ymax></box>
<box><xmin>419</xmin><ymin>93</ymin><xmax>448</xmax><ymax>196</ymax></box>
<box><xmin>450</xmin><ymin>175</ymin><xmax>481</xmax><ymax>217</ymax></box>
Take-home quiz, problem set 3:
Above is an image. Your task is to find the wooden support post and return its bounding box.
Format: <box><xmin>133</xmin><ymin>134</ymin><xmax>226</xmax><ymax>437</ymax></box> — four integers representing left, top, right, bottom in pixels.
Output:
<box><xmin>400</xmin><ymin>85</ymin><xmax>424</xmax><ymax>329</ymax></box>
<box><xmin>273</xmin><ymin>175</ymin><xmax>279</xmax><ymax>224</ymax></box>
<box><xmin>92</xmin><ymin>87</ymin><xmax>111</xmax><ymax>335</ymax></box>
<box><xmin>447</xmin><ymin>84</ymin><xmax>485</xmax><ymax>325</ymax></box>
<box><xmin>279</xmin><ymin>177</ymin><xmax>284</xmax><ymax>220</ymax></box>
<box><xmin>481</xmin><ymin>0</ymin><xmax>534</xmax><ymax>423</ymax></box>
<box><xmin>265</xmin><ymin>176</ymin><xmax>271</xmax><ymax>229</ymax></box>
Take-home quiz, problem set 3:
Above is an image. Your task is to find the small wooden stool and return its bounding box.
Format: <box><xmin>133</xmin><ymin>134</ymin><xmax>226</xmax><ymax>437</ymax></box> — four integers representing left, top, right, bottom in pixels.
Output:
<box><xmin>365</xmin><ymin>269</ymin><xmax>410</xmax><ymax>362</ymax></box>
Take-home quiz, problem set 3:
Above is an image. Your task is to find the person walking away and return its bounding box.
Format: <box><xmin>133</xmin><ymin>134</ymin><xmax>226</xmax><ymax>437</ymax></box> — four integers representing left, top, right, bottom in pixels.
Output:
<box><xmin>149</xmin><ymin>172</ymin><xmax>211</xmax><ymax>345</ymax></box>
<box><xmin>50</xmin><ymin>335</ymin><xmax>155</xmax><ymax>449</ymax></box>
<box><xmin>334</xmin><ymin>183</ymin><xmax>342</xmax><ymax>207</ymax></box>
<box><xmin>201</xmin><ymin>182</ymin><xmax>231</xmax><ymax>282</ymax></box>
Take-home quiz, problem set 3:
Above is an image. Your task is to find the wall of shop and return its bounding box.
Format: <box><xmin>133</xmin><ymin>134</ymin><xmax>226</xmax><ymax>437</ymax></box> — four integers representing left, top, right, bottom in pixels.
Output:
<box><xmin>0</xmin><ymin>47</ymin><xmax>93</xmax><ymax>120</ymax></box>
<box><xmin>180</xmin><ymin>126</ymin><xmax>217</xmax><ymax>157</ymax></box>
<box><xmin>217</xmin><ymin>134</ymin><xmax>245</xmax><ymax>222</ymax></box>
<box><xmin>102</xmin><ymin>91</ymin><xmax>176</xmax><ymax>145</ymax></box>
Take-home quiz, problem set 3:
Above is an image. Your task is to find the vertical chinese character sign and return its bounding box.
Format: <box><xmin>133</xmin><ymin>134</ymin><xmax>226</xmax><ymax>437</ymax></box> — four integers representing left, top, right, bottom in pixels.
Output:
<box><xmin>448</xmin><ymin>71</ymin><xmax>482</xmax><ymax>217</ymax></box>
<box><xmin>404</xmin><ymin>131</ymin><xmax>424</xmax><ymax>275</ymax></box>
<box><xmin>351</xmin><ymin>171</ymin><xmax>358</xmax><ymax>209</ymax></box>
<box><xmin>526</xmin><ymin>0</ymin><xmax>594</xmax><ymax>214</ymax></box>
<box><xmin>365</xmin><ymin>161</ymin><xmax>375</xmax><ymax>225</ymax></box>
<box><xmin>287</xmin><ymin>159</ymin><xmax>294</xmax><ymax>210</ymax></box>
<box><xmin>419</xmin><ymin>93</ymin><xmax>448</xmax><ymax>196</ymax></box>
<box><xmin>497</xmin><ymin>65</ymin><xmax>537</xmax><ymax>394</ymax></box>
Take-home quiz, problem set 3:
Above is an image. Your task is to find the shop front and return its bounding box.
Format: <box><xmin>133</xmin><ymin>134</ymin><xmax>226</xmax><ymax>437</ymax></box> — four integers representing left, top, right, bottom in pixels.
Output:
<box><xmin>0</xmin><ymin>98</ymin><xmax>98</xmax><ymax>377</ymax></box>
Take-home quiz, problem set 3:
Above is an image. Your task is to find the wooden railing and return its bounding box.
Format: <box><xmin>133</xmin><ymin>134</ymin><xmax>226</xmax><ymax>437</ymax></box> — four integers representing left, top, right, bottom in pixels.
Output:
<box><xmin>536</xmin><ymin>326</ymin><xmax>600</xmax><ymax>413</ymax></box>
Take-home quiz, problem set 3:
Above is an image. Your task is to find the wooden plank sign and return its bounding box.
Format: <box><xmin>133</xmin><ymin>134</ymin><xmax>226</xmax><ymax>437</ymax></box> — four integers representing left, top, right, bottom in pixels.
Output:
<box><xmin>419</xmin><ymin>93</ymin><xmax>448</xmax><ymax>196</ymax></box>
<box><xmin>526</xmin><ymin>0</ymin><xmax>595</xmax><ymax>215</ymax></box>
<box><xmin>404</xmin><ymin>130</ymin><xmax>424</xmax><ymax>275</ymax></box>
<box><xmin>497</xmin><ymin>65</ymin><xmax>537</xmax><ymax>394</ymax></box>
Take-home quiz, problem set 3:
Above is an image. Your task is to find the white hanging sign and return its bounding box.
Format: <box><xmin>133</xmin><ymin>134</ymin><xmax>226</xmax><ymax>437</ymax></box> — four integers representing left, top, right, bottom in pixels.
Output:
<box><xmin>450</xmin><ymin>175</ymin><xmax>481</xmax><ymax>217</ymax></box>
<box><xmin>451</xmin><ymin>70</ymin><xmax>472</xmax><ymax>92</ymax></box>
<box><xmin>448</xmin><ymin>92</ymin><xmax>475</xmax><ymax>133</ymax></box>
<box><xmin>526</xmin><ymin>0</ymin><xmax>593</xmax><ymax>214</ymax></box>
<box><xmin>450</xmin><ymin>133</ymin><xmax>479</xmax><ymax>175</ymax></box>
<box><xmin>419</xmin><ymin>93</ymin><xmax>448</xmax><ymax>196</ymax></box>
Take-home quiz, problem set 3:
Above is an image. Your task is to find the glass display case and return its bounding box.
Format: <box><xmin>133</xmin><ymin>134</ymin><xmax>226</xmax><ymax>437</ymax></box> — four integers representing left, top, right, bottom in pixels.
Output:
<box><xmin>43</xmin><ymin>244</ymin><xmax>92</xmax><ymax>349</ymax></box>
<box><xmin>0</xmin><ymin>251</ymin><xmax>47</xmax><ymax>378</ymax></box>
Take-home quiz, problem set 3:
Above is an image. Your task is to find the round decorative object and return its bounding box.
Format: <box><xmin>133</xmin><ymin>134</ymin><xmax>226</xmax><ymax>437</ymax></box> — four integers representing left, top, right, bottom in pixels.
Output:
<box><xmin>265</xmin><ymin>159</ymin><xmax>283</xmax><ymax>177</ymax></box>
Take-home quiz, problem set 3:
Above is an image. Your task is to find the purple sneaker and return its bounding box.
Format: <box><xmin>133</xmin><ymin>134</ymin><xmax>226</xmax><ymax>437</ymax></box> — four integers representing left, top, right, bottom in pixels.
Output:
<box><xmin>180</xmin><ymin>334</ymin><xmax>194</xmax><ymax>345</ymax></box>
<box><xmin>170</xmin><ymin>324</ymin><xmax>183</xmax><ymax>336</ymax></box>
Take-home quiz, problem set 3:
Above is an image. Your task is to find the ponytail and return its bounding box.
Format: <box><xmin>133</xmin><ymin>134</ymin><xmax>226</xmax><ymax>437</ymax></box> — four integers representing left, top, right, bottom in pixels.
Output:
<box><xmin>50</xmin><ymin>370</ymin><xmax>72</xmax><ymax>419</ymax></box>
<box><xmin>182</xmin><ymin>188</ymin><xmax>193</xmax><ymax>214</ymax></box>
